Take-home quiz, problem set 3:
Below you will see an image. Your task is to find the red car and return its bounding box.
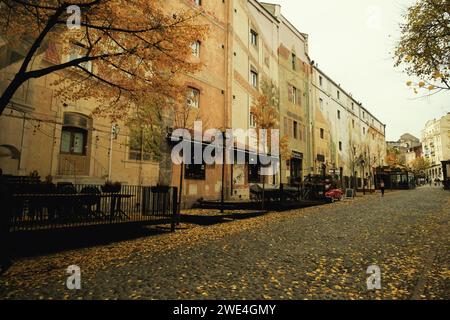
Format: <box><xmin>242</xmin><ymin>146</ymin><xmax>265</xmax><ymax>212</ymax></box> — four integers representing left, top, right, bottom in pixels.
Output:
<box><xmin>325</xmin><ymin>188</ymin><xmax>344</xmax><ymax>202</ymax></box>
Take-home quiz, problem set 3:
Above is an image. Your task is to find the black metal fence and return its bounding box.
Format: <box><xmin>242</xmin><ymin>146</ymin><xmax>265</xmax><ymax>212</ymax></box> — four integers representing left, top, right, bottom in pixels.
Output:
<box><xmin>5</xmin><ymin>184</ymin><xmax>178</xmax><ymax>233</ymax></box>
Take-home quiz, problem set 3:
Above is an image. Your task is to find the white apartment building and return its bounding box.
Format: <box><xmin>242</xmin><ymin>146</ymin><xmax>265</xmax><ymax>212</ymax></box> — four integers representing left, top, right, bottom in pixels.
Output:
<box><xmin>312</xmin><ymin>66</ymin><xmax>386</xmax><ymax>189</ymax></box>
<box><xmin>422</xmin><ymin>113</ymin><xmax>450</xmax><ymax>181</ymax></box>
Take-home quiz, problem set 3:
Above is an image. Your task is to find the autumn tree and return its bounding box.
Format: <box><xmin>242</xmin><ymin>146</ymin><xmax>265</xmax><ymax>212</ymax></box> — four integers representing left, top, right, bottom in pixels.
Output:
<box><xmin>172</xmin><ymin>87</ymin><xmax>209</xmax><ymax>212</ymax></box>
<box><xmin>129</xmin><ymin>85</ymin><xmax>208</xmax><ymax>210</ymax></box>
<box><xmin>0</xmin><ymin>0</ymin><xmax>208</xmax><ymax>117</ymax></box>
<box><xmin>361</xmin><ymin>143</ymin><xmax>377</xmax><ymax>190</ymax></box>
<box><xmin>385</xmin><ymin>147</ymin><xmax>406</xmax><ymax>168</ymax></box>
<box><xmin>347</xmin><ymin>134</ymin><xmax>361</xmax><ymax>189</ymax></box>
<box><xmin>250</xmin><ymin>79</ymin><xmax>284</xmax><ymax>209</ymax></box>
<box><xmin>126</xmin><ymin>94</ymin><xmax>165</xmax><ymax>185</ymax></box>
<box><xmin>395</xmin><ymin>0</ymin><xmax>450</xmax><ymax>95</ymax></box>
<box><xmin>409</xmin><ymin>156</ymin><xmax>430</xmax><ymax>175</ymax></box>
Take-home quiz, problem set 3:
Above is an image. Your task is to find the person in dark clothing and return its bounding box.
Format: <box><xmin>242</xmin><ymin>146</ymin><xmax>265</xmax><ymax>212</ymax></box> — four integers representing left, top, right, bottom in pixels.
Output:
<box><xmin>0</xmin><ymin>176</ymin><xmax>13</xmax><ymax>274</ymax></box>
<box><xmin>380</xmin><ymin>180</ymin><xmax>385</xmax><ymax>197</ymax></box>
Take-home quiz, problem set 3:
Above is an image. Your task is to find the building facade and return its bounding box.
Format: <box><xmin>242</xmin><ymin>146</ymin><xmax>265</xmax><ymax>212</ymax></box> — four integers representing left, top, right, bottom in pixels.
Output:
<box><xmin>421</xmin><ymin>113</ymin><xmax>450</xmax><ymax>181</ymax></box>
<box><xmin>311</xmin><ymin>66</ymin><xmax>386</xmax><ymax>190</ymax></box>
<box><xmin>230</xmin><ymin>0</ymin><xmax>280</xmax><ymax>200</ymax></box>
<box><xmin>0</xmin><ymin>0</ymin><xmax>388</xmax><ymax>206</ymax></box>
<box><xmin>387</xmin><ymin>133</ymin><xmax>422</xmax><ymax>167</ymax></box>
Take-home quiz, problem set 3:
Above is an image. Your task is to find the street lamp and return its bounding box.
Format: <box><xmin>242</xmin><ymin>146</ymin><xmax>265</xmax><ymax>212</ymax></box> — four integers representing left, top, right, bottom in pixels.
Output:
<box><xmin>108</xmin><ymin>124</ymin><xmax>120</xmax><ymax>180</ymax></box>
<box><xmin>360</xmin><ymin>156</ymin><xmax>366</xmax><ymax>195</ymax></box>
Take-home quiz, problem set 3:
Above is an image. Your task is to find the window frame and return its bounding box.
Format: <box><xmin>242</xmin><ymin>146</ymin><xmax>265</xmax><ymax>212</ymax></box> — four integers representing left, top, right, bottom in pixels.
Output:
<box><xmin>186</xmin><ymin>87</ymin><xmax>200</xmax><ymax>109</ymax></box>
<box><xmin>249</xmin><ymin>112</ymin><xmax>257</xmax><ymax>128</ymax></box>
<box><xmin>60</xmin><ymin>127</ymin><xmax>88</xmax><ymax>156</ymax></box>
<box><xmin>250</xmin><ymin>29</ymin><xmax>258</xmax><ymax>47</ymax></box>
<box><xmin>128</xmin><ymin>128</ymin><xmax>152</xmax><ymax>162</ymax></box>
<box><xmin>250</xmin><ymin>70</ymin><xmax>259</xmax><ymax>88</ymax></box>
<box><xmin>293</xmin><ymin>121</ymin><xmax>298</xmax><ymax>139</ymax></box>
<box><xmin>191</xmin><ymin>41</ymin><xmax>201</xmax><ymax>58</ymax></box>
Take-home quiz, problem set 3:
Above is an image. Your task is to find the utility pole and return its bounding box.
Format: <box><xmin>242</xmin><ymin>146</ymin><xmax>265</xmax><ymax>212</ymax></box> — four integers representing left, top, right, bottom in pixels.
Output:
<box><xmin>221</xmin><ymin>130</ymin><xmax>226</xmax><ymax>213</ymax></box>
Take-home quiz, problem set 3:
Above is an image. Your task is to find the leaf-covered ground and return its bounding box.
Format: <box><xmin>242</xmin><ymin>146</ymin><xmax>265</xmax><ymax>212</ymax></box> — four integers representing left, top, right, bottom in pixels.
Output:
<box><xmin>0</xmin><ymin>186</ymin><xmax>448</xmax><ymax>300</ymax></box>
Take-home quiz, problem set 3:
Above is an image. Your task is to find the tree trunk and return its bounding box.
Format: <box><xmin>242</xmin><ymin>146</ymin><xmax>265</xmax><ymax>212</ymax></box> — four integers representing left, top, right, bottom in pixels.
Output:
<box><xmin>158</xmin><ymin>136</ymin><xmax>173</xmax><ymax>186</ymax></box>
<box><xmin>178</xmin><ymin>164</ymin><xmax>184</xmax><ymax>215</ymax></box>
<box><xmin>157</xmin><ymin>111</ymin><xmax>174</xmax><ymax>186</ymax></box>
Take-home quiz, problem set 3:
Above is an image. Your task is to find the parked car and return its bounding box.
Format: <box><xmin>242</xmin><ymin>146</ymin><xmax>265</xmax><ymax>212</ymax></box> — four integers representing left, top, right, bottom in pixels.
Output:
<box><xmin>325</xmin><ymin>189</ymin><xmax>344</xmax><ymax>202</ymax></box>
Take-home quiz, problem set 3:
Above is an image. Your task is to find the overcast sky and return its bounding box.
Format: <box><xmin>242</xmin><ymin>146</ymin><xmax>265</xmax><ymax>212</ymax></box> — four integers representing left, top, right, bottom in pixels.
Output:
<box><xmin>268</xmin><ymin>0</ymin><xmax>449</xmax><ymax>141</ymax></box>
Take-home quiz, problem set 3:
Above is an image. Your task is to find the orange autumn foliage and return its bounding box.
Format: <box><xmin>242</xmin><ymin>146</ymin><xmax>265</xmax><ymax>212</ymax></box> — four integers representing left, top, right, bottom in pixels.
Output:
<box><xmin>0</xmin><ymin>0</ymin><xmax>209</xmax><ymax>119</ymax></box>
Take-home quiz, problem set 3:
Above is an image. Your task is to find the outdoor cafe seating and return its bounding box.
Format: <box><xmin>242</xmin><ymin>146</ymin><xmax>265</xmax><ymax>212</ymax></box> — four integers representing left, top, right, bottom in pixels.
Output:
<box><xmin>1</xmin><ymin>177</ymin><xmax>135</xmax><ymax>229</ymax></box>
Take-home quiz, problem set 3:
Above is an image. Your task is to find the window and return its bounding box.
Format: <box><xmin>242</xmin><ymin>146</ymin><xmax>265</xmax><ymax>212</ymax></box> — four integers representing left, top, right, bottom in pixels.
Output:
<box><xmin>248</xmin><ymin>163</ymin><xmax>262</xmax><ymax>183</ymax></box>
<box><xmin>250</xmin><ymin>70</ymin><xmax>258</xmax><ymax>88</ymax></box>
<box><xmin>293</xmin><ymin>121</ymin><xmax>298</xmax><ymax>139</ymax></box>
<box><xmin>363</xmin><ymin>127</ymin><xmax>366</xmax><ymax>135</ymax></box>
<box><xmin>319</xmin><ymin>76</ymin><xmax>323</xmax><ymax>87</ymax></box>
<box><xmin>289</xmin><ymin>86</ymin><xmax>300</xmax><ymax>105</ymax></box>
<box><xmin>185</xmin><ymin>163</ymin><xmax>206</xmax><ymax>180</ymax></box>
<box><xmin>249</xmin><ymin>112</ymin><xmax>256</xmax><ymax>128</ymax></box>
<box><xmin>337</xmin><ymin>110</ymin><xmax>341</xmax><ymax>119</ymax></box>
<box><xmin>319</xmin><ymin>98</ymin><xmax>323</xmax><ymax>110</ymax></box>
<box><xmin>185</xmin><ymin>146</ymin><xmax>205</xmax><ymax>180</ymax></box>
<box><xmin>339</xmin><ymin>141</ymin><xmax>343</xmax><ymax>151</ymax></box>
<box><xmin>191</xmin><ymin>41</ymin><xmax>201</xmax><ymax>57</ymax></box>
<box><xmin>320</xmin><ymin>128</ymin><xmax>324</xmax><ymax>139</ymax></box>
<box><xmin>250</xmin><ymin>29</ymin><xmax>258</xmax><ymax>47</ymax></box>
<box><xmin>291</xmin><ymin>52</ymin><xmax>296</xmax><ymax>70</ymax></box>
<box><xmin>352</xmin><ymin>119</ymin><xmax>355</xmax><ymax>128</ymax></box>
<box><xmin>128</xmin><ymin>128</ymin><xmax>152</xmax><ymax>161</ymax></box>
<box><xmin>187</xmin><ymin>87</ymin><xmax>200</xmax><ymax>108</ymax></box>
<box><xmin>352</xmin><ymin>102</ymin><xmax>354</xmax><ymax>110</ymax></box>
<box><xmin>194</xmin><ymin>0</ymin><xmax>201</xmax><ymax>5</ymax></box>
<box><xmin>337</xmin><ymin>90</ymin><xmax>340</xmax><ymax>100</ymax></box>
<box><xmin>60</xmin><ymin>128</ymin><xmax>87</xmax><ymax>155</ymax></box>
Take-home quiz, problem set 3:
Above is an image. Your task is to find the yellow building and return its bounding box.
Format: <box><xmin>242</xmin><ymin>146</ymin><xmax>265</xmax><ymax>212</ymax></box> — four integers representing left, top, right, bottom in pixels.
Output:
<box><xmin>0</xmin><ymin>0</ymin><xmax>388</xmax><ymax>207</ymax></box>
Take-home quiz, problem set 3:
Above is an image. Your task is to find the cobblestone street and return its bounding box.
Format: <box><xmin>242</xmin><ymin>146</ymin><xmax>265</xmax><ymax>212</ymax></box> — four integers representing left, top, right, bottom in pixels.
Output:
<box><xmin>1</xmin><ymin>187</ymin><xmax>449</xmax><ymax>300</ymax></box>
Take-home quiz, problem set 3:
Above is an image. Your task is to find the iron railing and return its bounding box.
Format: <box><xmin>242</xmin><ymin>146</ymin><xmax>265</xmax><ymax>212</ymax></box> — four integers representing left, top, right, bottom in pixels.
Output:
<box><xmin>5</xmin><ymin>183</ymin><xmax>178</xmax><ymax>233</ymax></box>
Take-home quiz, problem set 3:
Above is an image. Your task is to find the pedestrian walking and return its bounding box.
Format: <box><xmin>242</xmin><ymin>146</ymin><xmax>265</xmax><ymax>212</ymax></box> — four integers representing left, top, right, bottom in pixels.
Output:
<box><xmin>380</xmin><ymin>180</ymin><xmax>385</xmax><ymax>197</ymax></box>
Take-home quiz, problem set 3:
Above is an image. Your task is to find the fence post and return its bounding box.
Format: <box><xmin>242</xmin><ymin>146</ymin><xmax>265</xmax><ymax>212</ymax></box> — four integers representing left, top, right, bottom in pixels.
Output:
<box><xmin>171</xmin><ymin>187</ymin><xmax>178</xmax><ymax>232</ymax></box>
